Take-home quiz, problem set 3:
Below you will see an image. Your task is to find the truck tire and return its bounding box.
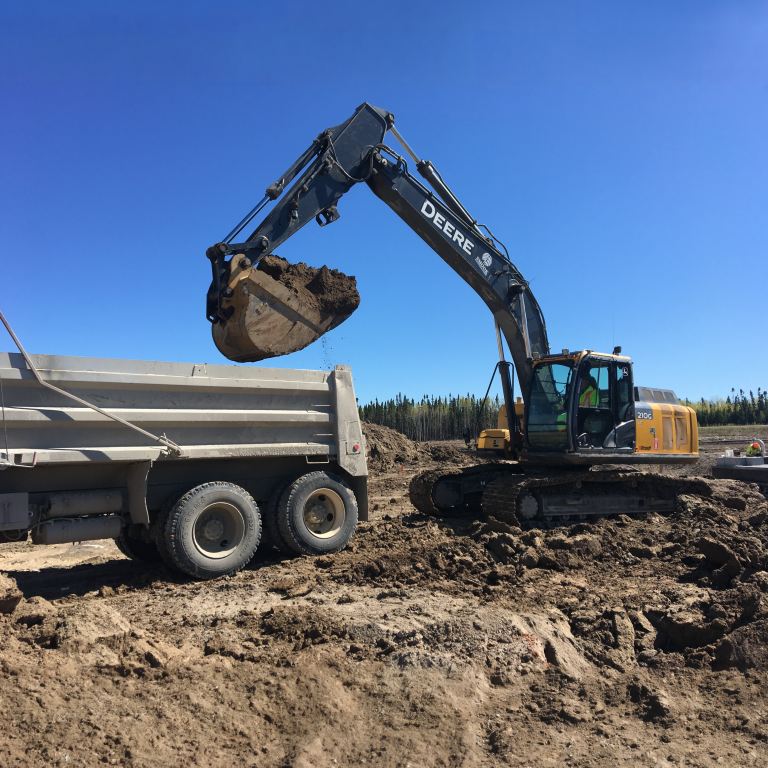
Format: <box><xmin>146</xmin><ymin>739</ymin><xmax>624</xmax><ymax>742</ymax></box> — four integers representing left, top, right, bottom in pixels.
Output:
<box><xmin>163</xmin><ymin>482</ymin><xmax>261</xmax><ymax>579</ymax></box>
<box><xmin>151</xmin><ymin>505</ymin><xmax>174</xmax><ymax>566</ymax></box>
<box><xmin>276</xmin><ymin>471</ymin><xmax>358</xmax><ymax>556</ymax></box>
<box><xmin>115</xmin><ymin>527</ymin><xmax>163</xmax><ymax>564</ymax></box>
<box><xmin>260</xmin><ymin>484</ymin><xmax>293</xmax><ymax>555</ymax></box>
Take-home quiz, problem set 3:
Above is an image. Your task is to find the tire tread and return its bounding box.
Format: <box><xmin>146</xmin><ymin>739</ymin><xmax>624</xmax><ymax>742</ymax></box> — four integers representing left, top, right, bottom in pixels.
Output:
<box><xmin>261</xmin><ymin>483</ymin><xmax>292</xmax><ymax>554</ymax></box>
<box><xmin>163</xmin><ymin>481</ymin><xmax>261</xmax><ymax>579</ymax></box>
<box><xmin>115</xmin><ymin>529</ymin><xmax>162</xmax><ymax>564</ymax></box>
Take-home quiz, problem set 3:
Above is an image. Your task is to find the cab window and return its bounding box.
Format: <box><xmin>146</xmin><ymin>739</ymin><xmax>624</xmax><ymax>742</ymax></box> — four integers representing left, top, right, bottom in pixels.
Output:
<box><xmin>615</xmin><ymin>364</ymin><xmax>633</xmax><ymax>422</ymax></box>
<box><xmin>527</xmin><ymin>362</ymin><xmax>573</xmax><ymax>450</ymax></box>
<box><xmin>576</xmin><ymin>360</ymin><xmax>612</xmax><ymax>447</ymax></box>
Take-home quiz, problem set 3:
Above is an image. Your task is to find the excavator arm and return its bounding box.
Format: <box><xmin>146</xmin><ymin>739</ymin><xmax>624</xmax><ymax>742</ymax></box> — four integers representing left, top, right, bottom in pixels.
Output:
<box><xmin>206</xmin><ymin>102</ymin><xmax>549</xmax><ymax>407</ymax></box>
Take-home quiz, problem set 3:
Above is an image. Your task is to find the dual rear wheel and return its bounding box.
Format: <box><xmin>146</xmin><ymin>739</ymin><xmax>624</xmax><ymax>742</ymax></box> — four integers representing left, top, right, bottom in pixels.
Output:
<box><xmin>117</xmin><ymin>471</ymin><xmax>357</xmax><ymax>579</ymax></box>
<box><xmin>266</xmin><ymin>471</ymin><xmax>358</xmax><ymax>556</ymax></box>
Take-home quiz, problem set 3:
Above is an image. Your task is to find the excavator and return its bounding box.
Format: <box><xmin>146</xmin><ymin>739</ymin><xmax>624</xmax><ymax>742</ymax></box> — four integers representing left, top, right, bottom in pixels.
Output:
<box><xmin>205</xmin><ymin>103</ymin><xmax>700</xmax><ymax>525</ymax></box>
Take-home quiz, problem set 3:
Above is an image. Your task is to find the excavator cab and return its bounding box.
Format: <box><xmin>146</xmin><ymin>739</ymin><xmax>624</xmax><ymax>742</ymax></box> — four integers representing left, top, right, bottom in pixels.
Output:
<box><xmin>524</xmin><ymin>350</ymin><xmax>698</xmax><ymax>464</ymax></box>
<box><xmin>526</xmin><ymin>351</ymin><xmax>636</xmax><ymax>458</ymax></box>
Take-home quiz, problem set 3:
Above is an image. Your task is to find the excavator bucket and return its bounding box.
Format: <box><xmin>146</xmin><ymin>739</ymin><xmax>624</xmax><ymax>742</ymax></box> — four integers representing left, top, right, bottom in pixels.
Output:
<box><xmin>211</xmin><ymin>255</ymin><xmax>360</xmax><ymax>362</ymax></box>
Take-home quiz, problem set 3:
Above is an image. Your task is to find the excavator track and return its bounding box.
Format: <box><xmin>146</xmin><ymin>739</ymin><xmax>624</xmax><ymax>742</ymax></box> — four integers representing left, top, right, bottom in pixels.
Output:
<box><xmin>408</xmin><ymin>463</ymin><xmax>520</xmax><ymax>516</ymax></box>
<box><xmin>483</xmin><ymin>469</ymin><xmax>712</xmax><ymax>526</ymax></box>
<box><xmin>408</xmin><ymin>468</ymin><xmax>453</xmax><ymax>515</ymax></box>
<box><xmin>410</xmin><ymin>465</ymin><xmax>713</xmax><ymax>527</ymax></box>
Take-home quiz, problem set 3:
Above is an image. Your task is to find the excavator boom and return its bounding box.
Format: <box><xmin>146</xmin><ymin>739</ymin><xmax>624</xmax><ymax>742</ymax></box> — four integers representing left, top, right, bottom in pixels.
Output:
<box><xmin>206</xmin><ymin>102</ymin><xmax>548</xmax><ymax>404</ymax></box>
<box><xmin>365</xmin><ymin>145</ymin><xmax>549</xmax><ymax>393</ymax></box>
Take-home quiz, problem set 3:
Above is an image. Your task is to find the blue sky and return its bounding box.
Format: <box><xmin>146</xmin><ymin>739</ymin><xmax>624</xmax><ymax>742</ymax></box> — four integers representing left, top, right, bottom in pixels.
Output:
<box><xmin>1</xmin><ymin>1</ymin><xmax>766</xmax><ymax>404</ymax></box>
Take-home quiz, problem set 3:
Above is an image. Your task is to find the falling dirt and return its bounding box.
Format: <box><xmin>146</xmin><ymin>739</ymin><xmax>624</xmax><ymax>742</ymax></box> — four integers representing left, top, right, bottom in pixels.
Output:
<box><xmin>212</xmin><ymin>254</ymin><xmax>360</xmax><ymax>362</ymax></box>
<box><xmin>1</xmin><ymin>427</ymin><xmax>768</xmax><ymax>766</ymax></box>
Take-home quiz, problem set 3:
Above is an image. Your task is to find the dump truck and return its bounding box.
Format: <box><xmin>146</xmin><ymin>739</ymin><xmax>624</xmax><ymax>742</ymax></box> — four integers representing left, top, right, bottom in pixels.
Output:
<box><xmin>0</xmin><ymin>315</ymin><xmax>367</xmax><ymax>579</ymax></box>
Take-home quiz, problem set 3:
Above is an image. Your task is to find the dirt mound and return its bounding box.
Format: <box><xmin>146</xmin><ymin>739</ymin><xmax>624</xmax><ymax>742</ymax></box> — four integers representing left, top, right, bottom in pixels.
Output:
<box><xmin>363</xmin><ymin>422</ymin><xmax>421</xmax><ymax>468</ymax></box>
<box><xmin>328</xmin><ymin>473</ymin><xmax>768</xmax><ymax>675</ymax></box>
<box><xmin>212</xmin><ymin>254</ymin><xmax>360</xmax><ymax>362</ymax></box>
<box><xmin>465</xmin><ymin>477</ymin><xmax>768</xmax><ymax>672</ymax></box>
<box><xmin>362</xmin><ymin>421</ymin><xmax>467</xmax><ymax>471</ymax></box>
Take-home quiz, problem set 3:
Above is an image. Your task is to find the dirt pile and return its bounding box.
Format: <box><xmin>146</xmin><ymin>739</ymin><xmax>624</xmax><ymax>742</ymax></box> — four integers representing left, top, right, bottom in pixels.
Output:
<box><xmin>362</xmin><ymin>421</ymin><xmax>468</xmax><ymax>471</ymax></box>
<box><xmin>212</xmin><ymin>254</ymin><xmax>360</xmax><ymax>362</ymax></box>
<box><xmin>4</xmin><ymin>474</ymin><xmax>766</xmax><ymax>766</ymax></box>
<box><xmin>459</xmin><ymin>478</ymin><xmax>768</xmax><ymax>672</ymax></box>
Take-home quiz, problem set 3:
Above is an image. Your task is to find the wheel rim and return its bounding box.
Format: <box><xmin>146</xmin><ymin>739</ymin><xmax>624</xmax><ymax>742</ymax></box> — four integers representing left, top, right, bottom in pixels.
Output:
<box><xmin>302</xmin><ymin>488</ymin><xmax>345</xmax><ymax>539</ymax></box>
<box><xmin>192</xmin><ymin>501</ymin><xmax>246</xmax><ymax>559</ymax></box>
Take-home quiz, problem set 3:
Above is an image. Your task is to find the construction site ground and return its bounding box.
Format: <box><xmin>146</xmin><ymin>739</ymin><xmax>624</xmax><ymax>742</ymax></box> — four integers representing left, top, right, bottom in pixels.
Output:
<box><xmin>1</xmin><ymin>425</ymin><xmax>767</xmax><ymax>767</ymax></box>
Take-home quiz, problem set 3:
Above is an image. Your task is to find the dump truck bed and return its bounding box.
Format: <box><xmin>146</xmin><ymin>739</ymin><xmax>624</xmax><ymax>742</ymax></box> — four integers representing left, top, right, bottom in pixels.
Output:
<box><xmin>0</xmin><ymin>353</ymin><xmax>365</xmax><ymax>472</ymax></box>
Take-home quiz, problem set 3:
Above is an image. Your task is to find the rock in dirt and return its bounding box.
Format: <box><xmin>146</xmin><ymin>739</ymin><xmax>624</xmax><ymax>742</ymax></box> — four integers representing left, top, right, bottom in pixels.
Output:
<box><xmin>212</xmin><ymin>254</ymin><xmax>360</xmax><ymax>362</ymax></box>
<box><xmin>697</xmin><ymin>537</ymin><xmax>738</xmax><ymax>568</ymax></box>
<box><xmin>715</xmin><ymin>619</ymin><xmax>768</xmax><ymax>670</ymax></box>
<box><xmin>520</xmin><ymin>611</ymin><xmax>589</xmax><ymax>681</ymax></box>
<box><xmin>0</xmin><ymin>573</ymin><xmax>23</xmax><ymax>614</ymax></box>
<box><xmin>654</xmin><ymin>608</ymin><xmax>729</xmax><ymax>650</ymax></box>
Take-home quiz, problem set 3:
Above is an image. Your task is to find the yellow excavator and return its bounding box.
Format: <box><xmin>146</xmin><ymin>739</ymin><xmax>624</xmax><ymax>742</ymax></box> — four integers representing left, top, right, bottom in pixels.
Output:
<box><xmin>205</xmin><ymin>103</ymin><xmax>699</xmax><ymax>525</ymax></box>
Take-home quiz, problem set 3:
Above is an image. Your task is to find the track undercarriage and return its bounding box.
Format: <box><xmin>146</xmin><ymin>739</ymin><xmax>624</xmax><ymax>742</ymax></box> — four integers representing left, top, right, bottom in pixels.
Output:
<box><xmin>409</xmin><ymin>463</ymin><xmax>711</xmax><ymax>527</ymax></box>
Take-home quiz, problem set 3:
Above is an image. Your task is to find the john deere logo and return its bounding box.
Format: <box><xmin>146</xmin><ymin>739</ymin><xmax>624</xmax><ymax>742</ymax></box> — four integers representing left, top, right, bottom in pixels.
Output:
<box><xmin>481</xmin><ymin>253</ymin><xmax>492</xmax><ymax>267</ymax></box>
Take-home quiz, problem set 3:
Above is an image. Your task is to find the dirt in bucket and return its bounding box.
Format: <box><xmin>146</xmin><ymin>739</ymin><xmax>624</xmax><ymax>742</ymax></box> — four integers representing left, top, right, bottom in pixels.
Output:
<box><xmin>212</xmin><ymin>254</ymin><xmax>361</xmax><ymax>362</ymax></box>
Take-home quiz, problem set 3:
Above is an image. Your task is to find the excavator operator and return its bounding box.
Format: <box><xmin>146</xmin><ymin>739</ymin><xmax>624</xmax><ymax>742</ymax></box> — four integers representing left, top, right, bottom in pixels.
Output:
<box><xmin>578</xmin><ymin>375</ymin><xmax>599</xmax><ymax>408</ymax></box>
<box><xmin>555</xmin><ymin>375</ymin><xmax>598</xmax><ymax>433</ymax></box>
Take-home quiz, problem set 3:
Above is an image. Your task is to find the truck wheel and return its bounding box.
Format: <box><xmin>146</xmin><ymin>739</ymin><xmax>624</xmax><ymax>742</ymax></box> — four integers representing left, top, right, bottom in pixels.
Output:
<box><xmin>115</xmin><ymin>527</ymin><xmax>163</xmax><ymax>564</ymax></box>
<box><xmin>163</xmin><ymin>482</ymin><xmax>261</xmax><ymax>579</ymax></box>
<box><xmin>276</xmin><ymin>471</ymin><xmax>358</xmax><ymax>556</ymax></box>
<box><xmin>261</xmin><ymin>484</ymin><xmax>292</xmax><ymax>555</ymax></box>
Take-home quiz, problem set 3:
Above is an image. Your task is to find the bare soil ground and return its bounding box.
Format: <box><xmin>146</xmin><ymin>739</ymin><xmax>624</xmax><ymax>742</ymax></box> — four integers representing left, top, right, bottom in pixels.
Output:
<box><xmin>1</xmin><ymin>426</ymin><xmax>768</xmax><ymax>767</ymax></box>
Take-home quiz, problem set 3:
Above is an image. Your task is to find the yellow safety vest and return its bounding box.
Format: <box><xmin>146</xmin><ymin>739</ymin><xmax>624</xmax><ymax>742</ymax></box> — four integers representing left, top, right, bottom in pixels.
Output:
<box><xmin>579</xmin><ymin>385</ymin><xmax>598</xmax><ymax>408</ymax></box>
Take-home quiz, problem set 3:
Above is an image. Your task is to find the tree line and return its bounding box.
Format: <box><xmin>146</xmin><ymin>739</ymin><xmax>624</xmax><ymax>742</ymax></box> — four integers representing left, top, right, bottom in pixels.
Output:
<box><xmin>685</xmin><ymin>388</ymin><xmax>768</xmax><ymax>427</ymax></box>
<box><xmin>359</xmin><ymin>393</ymin><xmax>502</xmax><ymax>441</ymax></box>
<box><xmin>359</xmin><ymin>387</ymin><xmax>767</xmax><ymax>440</ymax></box>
